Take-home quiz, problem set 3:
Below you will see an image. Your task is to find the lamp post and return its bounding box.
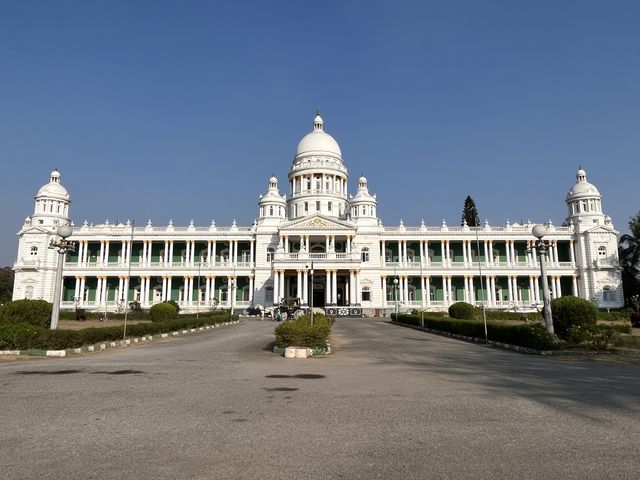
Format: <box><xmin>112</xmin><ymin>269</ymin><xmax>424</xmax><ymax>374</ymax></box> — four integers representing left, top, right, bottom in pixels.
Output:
<box><xmin>474</xmin><ymin>214</ymin><xmax>488</xmax><ymax>343</ymax></box>
<box><xmin>393</xmin><ymin>277</ymin><xmax>399</xmax><ymax>321</ymax></box>
<box><xmin>532</xmin><ymin>224</ymin><xmax>554</xmax><ymax>334</ymax></box>
<box><xmin>230</xmin><ymin>278</ymin><xmax>235</xmax><ymax>316</ymax></box>
<box><xmin>309</xmin><ymin>262</ymin><xmax>314</xmax><ymax>325</ymax></box>
<box><xmin>48</xmin><ymin>224</ymin><xmax>75</xmax><ymax>330</ymax></box>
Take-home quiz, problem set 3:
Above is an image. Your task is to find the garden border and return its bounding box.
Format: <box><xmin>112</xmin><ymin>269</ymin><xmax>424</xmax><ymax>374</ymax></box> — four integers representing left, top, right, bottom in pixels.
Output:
<box><xmin>0</xmin><ymin>320</ymin><xmax>240</xmax><ymax>357</ymax></box>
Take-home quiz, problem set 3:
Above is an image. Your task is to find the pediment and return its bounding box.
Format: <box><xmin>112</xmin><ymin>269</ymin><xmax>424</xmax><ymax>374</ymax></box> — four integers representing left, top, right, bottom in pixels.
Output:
<box><xmin>279</xmin><ymin>214</ymin><xmax>356</xmax><ymax>232</ymax></box>
<box><xmin>583</xmin><ymin>224</ymin><xmax>618</xmax><ymax>235</ymax></box>
<box><xmin>18</xmin><ymin>226</ymin><xmax>55</xmax><ymax>236</ymax></box>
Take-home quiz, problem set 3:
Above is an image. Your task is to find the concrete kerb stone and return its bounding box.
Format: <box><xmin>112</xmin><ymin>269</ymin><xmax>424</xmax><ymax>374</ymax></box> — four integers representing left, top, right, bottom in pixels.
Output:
<box><xmin>390</xmin><ymin>320</ymin><xmax>640</xmax><ymax>357</ymax></box>
<box><xmin>391</xmin><ymin>321</ymin><xmax>544</xmax><ymax>355</ymax></box>
<box><xmin>0</xmin><ymin>320</ymin><xmax>240</xmax><ymax>358</ymax></box>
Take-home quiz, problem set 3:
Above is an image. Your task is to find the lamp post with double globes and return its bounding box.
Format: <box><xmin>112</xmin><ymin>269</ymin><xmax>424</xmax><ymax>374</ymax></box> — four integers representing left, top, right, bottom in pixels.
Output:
<box><xmin>49</xmin><ymin>224</ymin><xmax>75</xmax><ymax>330</ymax></box>
<box><xmin>531</xmin><ymin>224</ymin><xmax>555</xmax><ymax>335</ymax></box>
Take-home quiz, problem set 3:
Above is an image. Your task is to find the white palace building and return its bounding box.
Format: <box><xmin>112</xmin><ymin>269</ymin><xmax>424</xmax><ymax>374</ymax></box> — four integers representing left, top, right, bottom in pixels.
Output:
<box><xmin>12</xmin><ymin>113</ymin><xmax>624</xmax><ymax>315</ymax></box>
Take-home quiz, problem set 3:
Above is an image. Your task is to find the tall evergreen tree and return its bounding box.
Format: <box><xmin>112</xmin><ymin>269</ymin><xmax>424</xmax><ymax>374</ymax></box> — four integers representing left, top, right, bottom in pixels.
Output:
<box><xmin>629</xmin><ymin>211</ymin><xmax>640</xmax><ymax>239</ymax></box>
<box><xmin>461</xmin><ymin>196</ymin><xmax>479</xmax><ymax>227</ymax></box>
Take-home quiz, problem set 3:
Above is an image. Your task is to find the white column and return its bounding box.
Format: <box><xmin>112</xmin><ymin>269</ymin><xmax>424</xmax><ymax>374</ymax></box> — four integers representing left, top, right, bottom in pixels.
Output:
<box><xmin>167</xmin><ymin>277</ymin><xmax>173</xmax><ymax>301</ymax></box>
<box><xmin>355</xmin><ymin>271</ymin><xmax>361</xmax><ymax>304</ymax></box>
<box><xmin>77</xmin><ymin>242</ymin><xmax>83</xmax><ymax>266</ymax></box>
<box><xmin>421</xmin><ymin>276</ymin><xmax>426</xmax><ymax>308</ymax></box>
<box><xmin>556</xmin><ymin>276</ymin><xmax>562</xmax><ymax>298</ymax></box>
<box><xmin>117</xmin><ymin>277</ymin><xmax>124</xmax><ymax>302</ymax></box>
<box><xmin>424</xmin><ymin>240</ymin><xmax>431</xmax><ymax>266</ymax></box>
<box><xmin>273</xmin><ymin>272</ymin><xmax>279</xmax><ymax>304</ymax></box>
<box><xmin>303</xmin><ymin>270</ymin><xmax>308</xmax><ymax>304</ymax></box>
<box><xmin>205</xmin><ymin>277</ymin><xmax>210</xmax><ymax>302</ymax></box>
<box><xmin>488</xmin><ymin>241</ymin><xmax>494</xmax><ymax>264</ymax></box>
<box><xmin>462</xmin><ymin>241</ymin><xmax>468</xmax><ymax>266</ymax></box>
<box><xmin>250</xmin><ymin>240</ymin><xmax>254</xmax><ymax>266</ymax></box>
<box><xmin>123</xmin><ymin>276</ymin><xmax>130</xmax><ymax>303</ymax></box>
<box><xmin>382</xmin><ymin>240</ymin><xmax>386</xmax><ymax>266</ymax></box>
<box><xmin>552</xmin><ymin>242</ymin><xmax>559</xmax><ymax>265</ymax></box>
<box><xmin>141</xmin><ymin>241</ymin><xmax>148</xmax><ymax>266</ymax></box>
<box><xmin>280</xmin><ymin>271</ymin><xmax>286</xmax><ymax>301</ymax></box>
<box><xmin>326</xmin><ymin>271</ymin><xmax>332</xmax><ymax>304</ymax></box>
<box><xmin>332</xmin><ymin>271</ymin><xmax>338</xmax><ymax>305</ymax></box>
<box><xmin>425</xmin><ymin>276</ymin><xmax>431</xmax><ymax>307</ymax></box>
<box><xmin>569</xmin><ymin>240</ymin><xmax>576</xmax><ymax>265</ymax></box>
<box><xmin>297</xmin><ymin>270</ymin><xmax>302</xmax><ymax>300</ymax></box>
<box><xmin>212</xmin><ymin>241</ymin><xmax>217</xmax><ymax>265</ymax></box>
<box><xmin>169</xmin><ymin>241</ymin><xmax>174</xmax><ymax>266</ymax></box>
<box><xmin>572</xmin><ymin>276</ymin><xmax>578</xmax><ymax>296</ymax></box>
<box><xmin>249</xmin><ymin>276</ymin><xmax>254</xmax><ymax>302</ymax></box>
<box><xmin>190</xmin><ymin>241</ymin><xmax>196</xmax><ymax>264</ymax></box>
<box><xmin>440</xmin><ymin>241</ymin><xmax>446</xmax><ymax>265</ymax></box>
<box><xmin>382</xmin><ymin>276</ymin><xmax>388</xmax><ymax>307</ymax></box>
<box><xmin>226</xmin><ymin>277</ymin><xmax>232</xmax><ymax>306</ymax></box>
<box><xmin>551</xmin><ymin>276</ymin><xmax>558</xmax><ymax>299</ymax></box>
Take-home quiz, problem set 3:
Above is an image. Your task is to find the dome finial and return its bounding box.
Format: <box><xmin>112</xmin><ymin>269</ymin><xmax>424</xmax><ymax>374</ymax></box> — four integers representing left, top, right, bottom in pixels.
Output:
<box><xmin>313</xmin><ymin>109</ymin><xmax>324</xmax><ymax>132</ymax></box>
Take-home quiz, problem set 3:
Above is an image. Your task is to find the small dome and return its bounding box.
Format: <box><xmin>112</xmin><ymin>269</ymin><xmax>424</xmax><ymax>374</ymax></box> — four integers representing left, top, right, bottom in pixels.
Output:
<box><xmin>359</xmin><ymin>176</ymin><xmax>367</xmax><ymax>184</ymax></box>
<box><xmin>269</xmin><ymin>175</ymin><xmax>278</xmax><ymax>183</ymax></box>
<box><xmin>295</xmin><ymin>113</ymin><xmax>342</xmax><ymax>159</ymax></box>
<box><xmin>36</xmin><ymin>170</ymin><xmax>69</xmax><ymax>201</ymax></box>
<box><xmin>566</xmin><ymin>167</ymin><xmax>600</xmax><ymax>200</ymax></box>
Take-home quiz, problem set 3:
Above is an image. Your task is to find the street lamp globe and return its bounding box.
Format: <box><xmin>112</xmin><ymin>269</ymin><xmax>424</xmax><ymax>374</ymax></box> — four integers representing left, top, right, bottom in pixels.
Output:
<box><xmin>57</xmin><ymin>224</ymin><xmax>73</xmax><ymax>239</ymax></box>
<box><xmin>532</xmin><ymin>224</ymin><xmax>547</xmax><ymax>240</ymax></box>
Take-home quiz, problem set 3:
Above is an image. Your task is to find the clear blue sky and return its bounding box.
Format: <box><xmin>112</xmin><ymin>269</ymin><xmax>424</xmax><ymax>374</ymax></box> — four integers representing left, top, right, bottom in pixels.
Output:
<box><xmin>1</xmin><ymin>0</ymin><xmax>639</xmax><ymax>266</ymax></box>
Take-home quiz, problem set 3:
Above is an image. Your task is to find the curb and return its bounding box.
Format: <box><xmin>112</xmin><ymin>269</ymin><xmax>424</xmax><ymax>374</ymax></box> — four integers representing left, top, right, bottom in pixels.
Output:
<box><xmin>390</xmin><ymin>321</ymin><xmax>640</xmax><ymax>357</ymax></box>
<box><xmin>391</xmin><ymin>321</ymin><xmax>544</xmax><ymax>355</ymax></box>
<box><xmin>0</xmin><ymin>320</ymin><xmax>241</xmax><ymax>358</ymax></box>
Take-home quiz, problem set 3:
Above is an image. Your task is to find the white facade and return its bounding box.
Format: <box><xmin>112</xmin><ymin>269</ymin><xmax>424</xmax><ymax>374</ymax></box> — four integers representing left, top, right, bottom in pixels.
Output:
<box><xmin>12</xmin><ymin>114</ymin><xmax>624</xmax><ymax>314</ymax></box>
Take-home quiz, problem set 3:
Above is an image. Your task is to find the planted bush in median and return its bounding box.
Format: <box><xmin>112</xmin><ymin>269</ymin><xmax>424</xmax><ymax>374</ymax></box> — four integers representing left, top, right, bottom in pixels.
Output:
<box><xmin>274</xmin><ymin>314</ymin><xmax>332</xmax><ymax>349</ymax></box>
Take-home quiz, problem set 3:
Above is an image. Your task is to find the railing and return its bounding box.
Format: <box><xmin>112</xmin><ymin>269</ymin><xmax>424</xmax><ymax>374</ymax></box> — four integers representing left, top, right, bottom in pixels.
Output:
<box><xmin>274</xmin><ymin>252</ymin><xmax>360</xmax><ymax>262</ymax></box>
<box><xmin>65</xmin><ymin>261</ymin><xmax>255</xmax><ymax>270</ymax></box>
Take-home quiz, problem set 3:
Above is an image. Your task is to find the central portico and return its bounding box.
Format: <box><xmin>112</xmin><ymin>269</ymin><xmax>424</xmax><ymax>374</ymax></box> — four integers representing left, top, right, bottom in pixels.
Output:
<box><xmin>271</xmin><ymin>214</ymin><xmax>362</xmax><ymax>308</ymax></box>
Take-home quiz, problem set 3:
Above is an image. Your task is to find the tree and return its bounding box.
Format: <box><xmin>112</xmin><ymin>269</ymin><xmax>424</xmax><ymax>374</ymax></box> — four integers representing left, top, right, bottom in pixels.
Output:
<box><xmin>461</xmin><ymin>196</ymin><xmax>479</xmax><ymax>227</ymax></box>
<box><xmin>0</xmin><ymin>267</ymin><xmax>14</xmax><ymax>304</ymax></box>
<box><xmin>630</xmin><ymin>211</ymin><xmax>640</xmax><ymax>239</ymax></box>
<box><xmin>619</xmin><ymin>234</ymin><xmax>640</xmax><ymax>303</ymax></box>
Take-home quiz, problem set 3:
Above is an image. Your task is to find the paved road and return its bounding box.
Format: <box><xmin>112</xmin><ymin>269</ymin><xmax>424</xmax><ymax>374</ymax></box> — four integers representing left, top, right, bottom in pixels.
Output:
<box><xmin>1</xmin><ymin>318</ymin><xmax>639</xmax><ymax>479</ymax></box>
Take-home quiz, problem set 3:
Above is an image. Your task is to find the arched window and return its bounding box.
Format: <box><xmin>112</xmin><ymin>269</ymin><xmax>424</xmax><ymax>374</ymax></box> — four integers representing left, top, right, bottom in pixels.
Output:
<box><xmin>270</xmin><ymin>206</ymin><xmax>274</xmax><ymax>216</ymax></box>
<box><xmin>603</xmin><ymin>285</ymin><xmax>614</xmax><ymax>302</ymax></box>
<box><xmin>598</xmin><ymin>246</ymin><xmax>607</xmax><ymax>258</ymax></box>
<box><xmin>30</xmin><ymin>246</ymin><xmax>38</xmax><ymax>256</ymax></box>
<box><xmin>24</xmin><ymin>286</ymin><xmax>34</xmax><ymax>299</ymax></box>
<box><xmin>361</xmin><ymin>247</ymin><xmax>370</xmax><ymax>262</ymax></box>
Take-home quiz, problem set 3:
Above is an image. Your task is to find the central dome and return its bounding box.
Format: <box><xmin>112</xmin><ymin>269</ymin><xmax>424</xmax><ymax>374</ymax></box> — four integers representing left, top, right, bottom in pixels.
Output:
<box><xmin>295</xmin><ymin>113</ymin><xmax>342</xmax><ymax>160</ymax></box>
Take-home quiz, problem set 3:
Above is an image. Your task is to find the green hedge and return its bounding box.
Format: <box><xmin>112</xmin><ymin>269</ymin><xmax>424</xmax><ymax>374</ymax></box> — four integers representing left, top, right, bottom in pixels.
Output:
<box><xmin>150</xmin><ymin>302</ymin><xmax>178</xmax><ymax>322</ymax></box>
<box><xmin>551</xmin><ymin>296</ymin><xmax>598</xmax><ymax>339</ymax></box>
<box><xmin>274</xmin><ymin>314</ymin><xmax>332</xmax><ymax>349</ymax></box>
<box><xmin>0</xmin><ymin>312</ymin><xmax>237</xmax><ymax>350</ymax></box>
<box><xmin>393</xmin><ymin>313</ymin><xmax>556</xmax><ymax>351</ymax></box>
<box><xmin>0</xmin><ymin>299</ymin><xmax>53</xmax><ymax>327</ymax></box>
<box><xmin>448</xmin><ymin>302</ymin><xmax>475</xmax><ymax>319</ymax></box>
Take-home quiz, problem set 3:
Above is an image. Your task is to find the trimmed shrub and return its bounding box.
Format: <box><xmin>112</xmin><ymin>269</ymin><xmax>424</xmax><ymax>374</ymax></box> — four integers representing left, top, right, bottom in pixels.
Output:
<box><xmin>165</xmin><ymin>299</ymin><xmax>180</xmax><ymax>313</ymax></box>
<box><xmin>0</xmin><ymin>323</ymin><xmax>46</xmax><ymax>349</ymax></box>
<box><xmin>150</xmin><ymin>302</ymin><xmax>178</xmax><ymax>322</ymax></box>
<box><xmin>448</xmin><ymin>302</ymin><xmax>475</xmax><ymax>320</ymax></box>
<box><xmin>0</xmin><ymin>312</ymin><xmax>237</xmax><ymax>350</ymax></box>
<box><xmin>551</xmin><ymin>296</ymin><xmax>597</xmax><ymax>339</ymax></box>
<box><xmin>274</xmin><ymin>314</ymin><xmax>331</xmax><ymax>349</ymax></box>
<box><xmin>394</xmin><ymin>313</ymin><xmax>556</xmax><ymax>351</ymax></box>
<box><xmin>568</xmin><ymin>324</ymin><xmax>620</xmax><ymax>350</ymax></box>
<box><xmin>0</xmin><ymin>299</ymin><xmax>53</xmax><ymax>327</ymax></box>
